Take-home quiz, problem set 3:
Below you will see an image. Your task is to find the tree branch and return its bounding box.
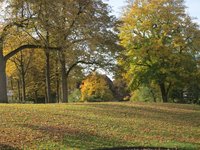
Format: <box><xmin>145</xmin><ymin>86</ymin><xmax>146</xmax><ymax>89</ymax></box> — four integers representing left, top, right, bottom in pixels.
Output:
<box><xmin>66</xmin><ymin>60</ymin><xmax>100</xmax><ymax>78</ymax></box>
<box><xmin>4</xmin><ymin>44</ymin><xmax>61</xmax><ymax>61</ymax></box>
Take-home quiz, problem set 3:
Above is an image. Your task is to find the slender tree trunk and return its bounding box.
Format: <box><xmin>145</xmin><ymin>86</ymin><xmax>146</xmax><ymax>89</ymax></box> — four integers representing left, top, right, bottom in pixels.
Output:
<box><xmin>0</xmin><ymin>54</ymin><xmax>8</xmax><ymax>103</ymax></box>
<box><xmin>56</xmin><ymin>79</ymin><xmax>59</xmax><ymax>103</ymax></box>
<box><xmin>60</xmin><ymin>60</ymin><xmax>68</xmax><ymax>103</ymax></box>
<box><xmin>21</xmin><ymin>72</ymin><xmax>26</xmax><ymax>103</ymax></box>
<box><xmin>159</xmin><ymin>82</ymin><xmax>168</xmax><ymax>103</ymax></box>
<box><xmin>59</xmin><ymin>52</ymin><xmax>68</xmax><ymax>103</ymax></box>
<box><xmin>45</xmin><ymin>51</ymin><xmax>53</xmax><ymax>103</ymax></box>
<box><xmin>56</xmin><ymin>73</ymin><xmax>60</xmax><ymax>103</ymax></box>
<box><xmin>45</xmin><ymin>85</ymin><xmax>48</xmax><ymax>103</ymax></box>
<box><xmin>56</xmin><ymin>51</ymin><xmax>60</xmax><ymax>103</ymax></box>
<box><xmin>35</xmin><ymin>91</ymin><xmax>38</xmax><ymax>103</ymax></box>
<box><xmin>17</xmin><ymin>79</ymin><xmax>22</xmax><ymax>102</ymax></box>
<box><xmin>150</xmin><ymin>87</ymin><xmax>156</xmax><ymax>102</ymax></box>
<box><xmin>19</xmin><ymin>51</ymin><xmax>26</xmax><ymax>103</ymax></box>
<box><xmin>10</xmin><ymin>76</ymin><xmax>14</xmax><ymax>101</ymax></box>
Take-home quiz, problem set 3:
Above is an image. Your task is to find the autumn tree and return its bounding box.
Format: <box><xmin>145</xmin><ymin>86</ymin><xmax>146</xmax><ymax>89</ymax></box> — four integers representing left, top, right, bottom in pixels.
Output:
<box><xmin>119</xmin><ymin>0</ymin><xmax>200</xmax><ymax>102</ymax></box>
<box><xmin>21</xmin><ymin>0</ymin><xmax>119</xmax><ymax>103</ymax></box>
<box><xmin>81</xmin><ymin>72</ymin><xmax>115</xmax><ymax>102</ymax></box>
<box><xmin>0</xmin><ymin>0</ymin><xmax>60</xmax><ymax>103</ymax></box>
<box><xmin>0</xmin><ymin>0</ymin><xmax>119</xmax><ymax>103</ymax></box>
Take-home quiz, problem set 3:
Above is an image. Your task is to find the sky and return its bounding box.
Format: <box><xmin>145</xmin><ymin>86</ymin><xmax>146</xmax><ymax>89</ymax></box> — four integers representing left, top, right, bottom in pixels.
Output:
<box><xmin>105</xmin><ymin>0</ymin><xmax>200</xmax><ymax>25</ymax></box>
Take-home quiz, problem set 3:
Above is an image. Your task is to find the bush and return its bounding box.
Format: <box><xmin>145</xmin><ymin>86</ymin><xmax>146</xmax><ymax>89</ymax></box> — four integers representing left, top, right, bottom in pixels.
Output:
<box><xmin>130</xmin><ymin>86</ymin><xmax>161</xmax><ymax>102</ymax></box>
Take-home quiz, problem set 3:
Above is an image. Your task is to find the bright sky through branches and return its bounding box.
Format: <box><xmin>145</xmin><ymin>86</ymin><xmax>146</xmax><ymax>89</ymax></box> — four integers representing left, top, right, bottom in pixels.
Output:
<box><xmin>105</xmin><ymin>0</ymin><xmax>200</xmax><ymax>25</ymax></box>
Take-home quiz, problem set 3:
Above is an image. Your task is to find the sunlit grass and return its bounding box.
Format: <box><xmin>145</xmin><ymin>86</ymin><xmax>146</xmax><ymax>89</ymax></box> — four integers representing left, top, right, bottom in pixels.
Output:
<box><xmin>0</xmin><ymin>102</ymin><xmax>199</xmax><ymax>149</ymax></box>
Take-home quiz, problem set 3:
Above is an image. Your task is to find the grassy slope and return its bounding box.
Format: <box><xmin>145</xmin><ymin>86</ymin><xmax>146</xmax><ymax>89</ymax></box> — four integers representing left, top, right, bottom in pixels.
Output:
<box><xmin>0</xmin><ymin>102</ymin><xmax>199</xmax><ymax>150</ymax></box>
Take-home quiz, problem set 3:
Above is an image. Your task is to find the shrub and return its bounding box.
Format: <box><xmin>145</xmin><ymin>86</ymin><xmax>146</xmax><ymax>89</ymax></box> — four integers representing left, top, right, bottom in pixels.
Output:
<box><xmin>130</xmin><ymin>86</ymin><xmax>161</xmax><ymax>102</ymax></box>
<box><xmin>68</xmin><ymin>89</ymin><xmax>81</xmax><ymax>103</ymax></box>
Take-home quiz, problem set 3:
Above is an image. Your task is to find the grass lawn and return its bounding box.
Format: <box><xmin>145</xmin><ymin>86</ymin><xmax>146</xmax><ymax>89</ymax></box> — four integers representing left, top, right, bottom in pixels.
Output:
<box><xmin>0</xmin><ymin>102</ymin><xmax>199</xmax><ymax>150</ymax></box>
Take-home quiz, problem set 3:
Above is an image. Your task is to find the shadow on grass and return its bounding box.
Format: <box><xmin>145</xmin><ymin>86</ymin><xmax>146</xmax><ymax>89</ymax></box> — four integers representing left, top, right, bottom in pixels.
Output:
<box><xmin>20</xmin><ymin>124</ymin><xmax>178</xmax><ymax>150</ymax></box>
<box><xmin>97</xmin><ymin>147</ymin><xmax>177</xmax><ymax>150</ymax></box>
<box><xmin>0</xmin><ymin>144</ymin><xmax>21</xmax><ymax>150</ymax></box>
<box><xmin>21</xmin><ymin>124</ymin><xmax>128</xmax><ymax>149</ymax></box>
<box><xmin>86</xmin><ymin>103</ymin><xmax>200</xmax><ymax>127</ymax></box>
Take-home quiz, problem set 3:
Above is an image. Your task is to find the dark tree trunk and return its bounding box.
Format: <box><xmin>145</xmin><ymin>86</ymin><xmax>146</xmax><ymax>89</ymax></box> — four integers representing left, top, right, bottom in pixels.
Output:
<box><xmin>18</xmin><ymin>51</ymin><xmax>26</xmax><ymax>103</ymax></box>
<box><xmin>45</xmin><ymin>85</ymin><xmax>48</xmax><ymax>103</ymax></box>
<box><xmin>56</xmin><ymin>77</ymin><xmax>60</xmax><ymax>103</ymax></box>
<box><xmin>0</xmin><ymin>55</ymin><xmax>8</xmax><ymax>103</ymax></box>
<box><xmin>10</xmin><ymin>76</ymin><xmax>14</xmax><ymax>101</ymax></box>
<box><xmin>60</xmin><ymin>59</ymin><xmax>68</xmax><ymax>103</ymax></box>
<box><xmin>55</xmin><ymin>54</ymin><xmax>60</xmax><ymax>103</ymax></box>
<box><xmin>59</xmin><ymin>51</ymin><xmax>68</xmax><ymax>103</ymax></box>
<box><xmin>35</xmin><ymin>91</ymin><xmax>38</xmax><ymax>103</ymax></box>
<box><xmin>150</xmin><ymin>88</ymin><xmax>156</xmax><ymax>102</ymax></box>
<box><xmin>159</xmin><ymin>82</ymin><xmax>168</xmax><ymax>103</ymax></box>
<box><xmin>21</xmin><ymin>72</ymin><xmax>26</xmax><ymax>103</ymax></box>
<box><xmin>17</xmin><ymin>79</ymin><xmax>22</xmax><ymax>102</ymax></box>
<box><xmin>45</xmin><ymin>51</ymin><xmax>53</xmax><ymax>103</ymax></box>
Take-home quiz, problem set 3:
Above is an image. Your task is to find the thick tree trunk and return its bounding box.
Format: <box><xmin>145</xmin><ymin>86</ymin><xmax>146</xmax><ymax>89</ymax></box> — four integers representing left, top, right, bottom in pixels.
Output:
<box><xmin>45</xmin><ymin>51</ymin><xmax>53</xmax><ymax>103</ymax></box>
<box><xmin>58</xmin><ymin>50</ymin><xmax>68</xmax><ymax>103</ymax></box>
<box><xmin>159</xmin><ymin>82</ymin><xmax>168</xmax><ymax>103</ymax></box>
<box><xmin>0</xmin><ymin>55</ymin><xmax>8</xmax><ymax>103</ymax></box>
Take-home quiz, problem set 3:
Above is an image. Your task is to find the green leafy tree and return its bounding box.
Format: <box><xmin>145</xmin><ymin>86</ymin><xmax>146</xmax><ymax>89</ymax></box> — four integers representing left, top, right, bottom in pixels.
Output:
<box><xmin>119</xmin><ymin>0</ymin><xmax>200</xmax><ymax>102</ymax></box>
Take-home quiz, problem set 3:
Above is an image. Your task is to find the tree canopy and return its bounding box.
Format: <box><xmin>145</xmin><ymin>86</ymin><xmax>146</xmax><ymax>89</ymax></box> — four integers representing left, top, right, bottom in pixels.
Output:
<box><xmin>119</xmin><ymin>0</ymin><xmax>200</xmax><ymax>103</ymax></box>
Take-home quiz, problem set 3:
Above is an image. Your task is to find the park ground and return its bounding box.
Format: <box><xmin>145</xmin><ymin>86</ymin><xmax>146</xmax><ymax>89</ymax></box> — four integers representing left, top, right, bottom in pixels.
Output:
<box><xmin>0</xmin><ymin>102</ymin><xmax>200</xmax><ymax>150</ymax></box>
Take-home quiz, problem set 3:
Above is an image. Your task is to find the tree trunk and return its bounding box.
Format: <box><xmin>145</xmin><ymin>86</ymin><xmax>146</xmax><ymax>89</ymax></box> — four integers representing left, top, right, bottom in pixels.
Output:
<box><xmin>35</xmin><ymin>91</ymin><xmax>38</xmax><ymax>103</ymax></box>
<box><xmin>19</xmin><ymin>51</ymin><xmax>26</xmax><ymax>103</ymax></box>
<box><xmin>56</xmin><ymin>78</ymin><xmax>60</xmax><ymax>103</ymax></box>
<box><xmin>59</xmin><ymin>53</ymin><xmax>68</xmax><ymax>103</ymax></box>
<box><xmin>45</xmin><ymin>51</ymin><xmax>53</xmax><ymax>103</ymax></box>
<box><xmin>150</xmin><ymin>88</ymin><xmax>156</xmax><ymax>102</ymax></box>
<box><xmin>159</xmin><ymin>82</ymin><xmax>168</xmax><ymax>103</ymax></box>
<box><xmin>0</xmin><ymin>55</ymin><xmax>8</xmax><ymax>103</ymax></box>
<box><xmin>10</xmin><ymin>77</ymin><xmax>14</xmax><ymax>101</ymax></box>
<box><xmin>17</xmin><ymin>79</ymin><xmax>22</xmax><ymax>102</ymax></box>
<box><xmin>21</xmin><ymin>72</ymin><xmax>26</xmax><ymax>103</ymax></box>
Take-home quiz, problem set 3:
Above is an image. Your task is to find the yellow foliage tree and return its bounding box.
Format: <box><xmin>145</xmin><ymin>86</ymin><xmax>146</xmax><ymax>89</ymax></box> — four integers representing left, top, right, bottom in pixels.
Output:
<box><xmin>81</xmin><ymin>73</ymin><xmax>115</xmax><ymax>102</ymax></box>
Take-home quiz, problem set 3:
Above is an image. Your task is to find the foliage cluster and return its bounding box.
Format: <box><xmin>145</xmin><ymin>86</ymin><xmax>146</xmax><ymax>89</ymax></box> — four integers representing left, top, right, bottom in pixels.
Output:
<box><xmin>80</xmin><ymin>73</ymin><xmax>115</xmax><ymax>102</ymax></box>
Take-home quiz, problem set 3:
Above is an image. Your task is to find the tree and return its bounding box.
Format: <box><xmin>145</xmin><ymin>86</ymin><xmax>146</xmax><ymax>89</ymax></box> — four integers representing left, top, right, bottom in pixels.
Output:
<box><xmin>80</xmin><ymin>72</ymin><xmax>115</xmax><ymax>102</ymax></box>
<box><xmin>119</xmin><ymin>0</ymin><xmax>200</xmax><ymax>102</ymax></box>
<box><xmin>0</xmin><ymin>0</ymin><xmax>119</xmax><ymax>103</ymax></box>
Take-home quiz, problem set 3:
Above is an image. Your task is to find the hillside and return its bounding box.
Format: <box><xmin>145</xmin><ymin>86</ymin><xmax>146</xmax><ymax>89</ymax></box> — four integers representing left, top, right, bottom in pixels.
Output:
<box><xmin>0</xmin><ymin>102</ymin><xmax>199</xmax><ymax>149</ymax></box>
